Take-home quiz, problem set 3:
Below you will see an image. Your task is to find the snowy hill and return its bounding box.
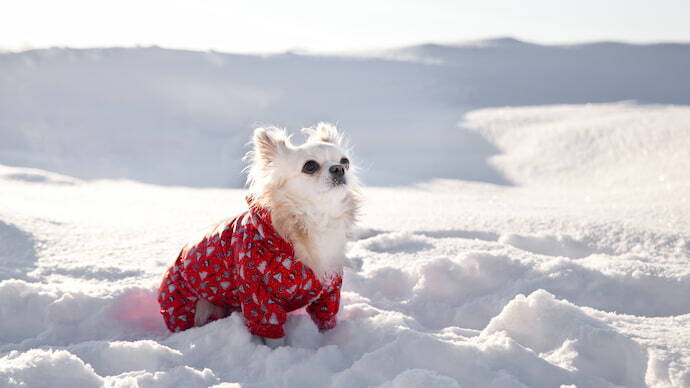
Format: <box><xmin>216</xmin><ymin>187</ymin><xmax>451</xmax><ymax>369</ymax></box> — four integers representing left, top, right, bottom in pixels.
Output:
<box><xmin>1</xmin><ymin>39</ymin><xmax>690</xmax><ymax>387</ymax></box>
<box><xmin>2</xmin><ymin>39</ymin><xmax>690</xmax><ymax>186</ymax></box>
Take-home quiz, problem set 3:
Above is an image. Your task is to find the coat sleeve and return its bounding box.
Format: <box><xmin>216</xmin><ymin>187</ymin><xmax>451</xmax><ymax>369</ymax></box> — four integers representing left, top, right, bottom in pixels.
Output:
<box><xmin>306</xmin><ymin>275</ymin><xmax>342</xmax><ymax>331</ymax></box>
<box><xmin>239</xmin><ymin>274</ymin><xmax>287</xmax><ymax>339</ymax></box>
<box><xmin>236</xmin><ymin>247</ymin><xmax>290</xmax><ymax>339</ymax></box>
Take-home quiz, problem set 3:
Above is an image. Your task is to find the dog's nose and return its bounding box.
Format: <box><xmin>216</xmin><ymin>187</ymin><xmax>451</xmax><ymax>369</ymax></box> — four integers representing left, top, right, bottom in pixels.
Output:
<box><xmin>329</xmin><ymin>165</ymin><xmax>345</xmax><ymax>177</ymax></box>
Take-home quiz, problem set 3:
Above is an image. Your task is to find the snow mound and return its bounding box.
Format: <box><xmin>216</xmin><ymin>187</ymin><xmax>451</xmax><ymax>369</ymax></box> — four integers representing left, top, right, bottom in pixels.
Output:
<box><xmin>0</xmin><ymin>165</ymin><xmax>80</xmax><ymax>185</ymax></box>
<box><xmin>0</xmin><ymin>280</ymin><xmax>166</xmax><ymax>347</ymax></box>
<box><xmin>359</xmin><ymin>232</ymin><xmax>433</xmax><ymax>254</ymax></box>
<box><xmin>498</xmin><ymin>233</ymin><xmax>603</xmax><ymax>259</ymax></box>
<box><xmin>0</xmin><ymin>347</ymin><xmax>219</xmax><ymax>388</ymax></box>
<box><xmin>464</xmin><ymin>103</ymin><xmax>690</xmax><ymax>190</ymax></box>
<box><xmin>69</xmin><ymin>340</ymin><xmax>183</xmax><ymax>377</ymax></box>
<box><xmin>0</xmin><ymin>349</ymin><xmax>102</xmax><ymax>388</ymax></box>
<box><xmin>484</xmin><ymin>290</ymin><xmax>648</xmax><ymax>388</ymax></box>
<box><xmin>0</xmin><ymin>221</ymin><xmax>37</xmax><ymax>281</ymax></box>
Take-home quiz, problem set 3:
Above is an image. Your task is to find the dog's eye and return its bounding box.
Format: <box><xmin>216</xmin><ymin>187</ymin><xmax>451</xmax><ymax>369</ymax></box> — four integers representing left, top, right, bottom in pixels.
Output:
<box><xmin>302</xmin><ymin>160</ymin><xmax>320</xmax><ymax>174</ymax></box>
<box><xmin>340</xmin><ymin>157</ymin><xmax>350</xmax><ymax>168</ymax></box>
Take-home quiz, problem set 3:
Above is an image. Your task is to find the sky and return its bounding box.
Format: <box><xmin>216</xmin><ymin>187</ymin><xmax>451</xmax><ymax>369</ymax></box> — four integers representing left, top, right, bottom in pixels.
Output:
<box><xmin>1</xmin><ymin>0</ymin><xmax>689</xmax><ymax>53</ymax></box>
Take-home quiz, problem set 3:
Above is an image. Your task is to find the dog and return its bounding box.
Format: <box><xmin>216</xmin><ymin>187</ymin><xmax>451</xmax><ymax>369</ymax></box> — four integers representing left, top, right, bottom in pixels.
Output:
<box><xmin>158</xmin><ymin>123</ymin><xmax>361</xmax><ymax>347</ymax></box>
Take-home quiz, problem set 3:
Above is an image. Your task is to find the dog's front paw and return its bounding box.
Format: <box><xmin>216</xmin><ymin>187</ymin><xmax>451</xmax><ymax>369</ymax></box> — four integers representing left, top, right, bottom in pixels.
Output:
<box><xmin>262</xmin><ymin>336</ymin><xmax>286</xmax><ymax>349</ymax></box>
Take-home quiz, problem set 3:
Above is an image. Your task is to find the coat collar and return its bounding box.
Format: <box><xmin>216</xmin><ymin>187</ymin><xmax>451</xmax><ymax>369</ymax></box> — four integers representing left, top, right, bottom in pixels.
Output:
<box><xmin>245</xmin><ymin>196</ymin><xmax>294</xmax><ymax>254</ymax></box>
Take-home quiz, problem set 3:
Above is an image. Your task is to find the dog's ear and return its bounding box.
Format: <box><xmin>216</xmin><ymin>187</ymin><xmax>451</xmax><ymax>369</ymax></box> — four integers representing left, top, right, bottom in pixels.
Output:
<box><xmin>302</xmin><ymin>122</ymin><xmax>343</xmax><ymax>145</ymax></box>
<box><xmin>253</xmin><ymin>127</ymin><xmax>289</xmax><ymax>166</ymax></box>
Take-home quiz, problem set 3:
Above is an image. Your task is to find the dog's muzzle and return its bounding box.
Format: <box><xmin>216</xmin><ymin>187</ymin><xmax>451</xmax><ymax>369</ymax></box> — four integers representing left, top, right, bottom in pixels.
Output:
<box><xmin>329</xmin><ymin>165</ymin><xmax>346</xmax><ymax>186</ymax></box>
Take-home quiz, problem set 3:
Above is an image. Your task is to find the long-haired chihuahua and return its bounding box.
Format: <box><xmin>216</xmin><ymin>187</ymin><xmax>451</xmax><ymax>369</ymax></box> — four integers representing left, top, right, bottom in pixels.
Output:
<box><xmin>158</xmin><ymin>123</ymin><xmax>361</xmax><ymax>347</ymax></box>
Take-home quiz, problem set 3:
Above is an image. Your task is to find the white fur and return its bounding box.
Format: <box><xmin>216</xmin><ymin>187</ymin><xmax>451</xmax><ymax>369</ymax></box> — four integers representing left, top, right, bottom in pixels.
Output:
<box><xmin>245</xmin><ymin>123</ymin><xmax>361</xmax><ymax>280</ymax></box>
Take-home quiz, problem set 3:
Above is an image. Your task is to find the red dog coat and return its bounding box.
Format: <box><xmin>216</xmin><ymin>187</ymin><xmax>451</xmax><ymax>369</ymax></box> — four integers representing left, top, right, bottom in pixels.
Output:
<box><xmin>158</xmin><ymin>205</ymin><xmax>342</xmax><ymax>338</ymax></box>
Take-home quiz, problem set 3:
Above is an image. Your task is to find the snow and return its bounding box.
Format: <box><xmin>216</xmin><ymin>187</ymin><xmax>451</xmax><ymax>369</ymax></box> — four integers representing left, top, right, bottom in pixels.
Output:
<box><xmin>0</xmin><ymin>349</ymin><xmax>103</xmax><ymax>388</ymax></box>
<box><xmin>1</xmin><ymin>40</ymin><xmax>689</xmax><ymax>387</ymax></box>
<box><xmin>3</xmin><ymin>40</ymin><xmax>690</xmax><ymax>187</ymax></box>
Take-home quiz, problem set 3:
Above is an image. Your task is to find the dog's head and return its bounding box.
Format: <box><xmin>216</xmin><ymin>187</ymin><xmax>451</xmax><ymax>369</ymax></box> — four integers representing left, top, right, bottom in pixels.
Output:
<box><xmin>245</xmin><ymin>123</ymin><xmax>360</xmax><ymax>216</ymax></box>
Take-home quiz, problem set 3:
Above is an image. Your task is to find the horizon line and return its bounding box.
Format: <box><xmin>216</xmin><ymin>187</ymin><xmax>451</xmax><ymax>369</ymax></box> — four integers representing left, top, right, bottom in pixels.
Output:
<box><xmin>3</xmin><ymin>36</ymin><xmax>690</xmax><ymax>56</ymax></box>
